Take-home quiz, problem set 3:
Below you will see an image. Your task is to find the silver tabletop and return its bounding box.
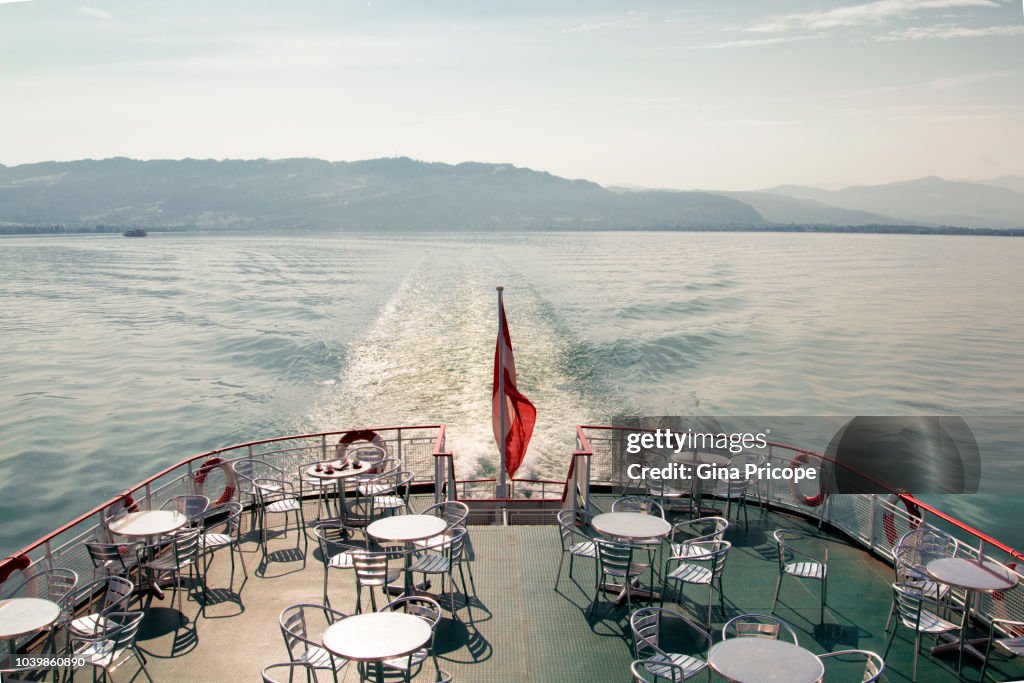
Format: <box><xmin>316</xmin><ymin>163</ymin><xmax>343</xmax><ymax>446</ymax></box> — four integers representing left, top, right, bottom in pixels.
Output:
<box><xmin>592</xmin><ymin>512</ymin><xmax>671</xmax><ymax>541</ymax></box>
<box><xmin>709</xmin><ymin>638</ymin><xmax>824</xmax><ymax>683</ymax></box>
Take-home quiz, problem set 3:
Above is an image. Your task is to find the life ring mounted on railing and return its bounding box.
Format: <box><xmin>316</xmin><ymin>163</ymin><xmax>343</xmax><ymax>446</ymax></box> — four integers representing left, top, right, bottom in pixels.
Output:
<box><xmin>882</xmin><ymin>492</ymin><xmax>923</xmax><ymax>546</ymax></box>
<box><xmin>335</xmin><ymin>430</ymin><xmax>387</xmax><ymax>459</ymax></box>
<box><xmin>194</xmin><ymin>457</ymin><xmax>237</xmax><ymax>506</ymax></box>
<box><xmin>789</xmin><ymin>451</ymin><xmax>827</xmax><ymax>508</ymax></box>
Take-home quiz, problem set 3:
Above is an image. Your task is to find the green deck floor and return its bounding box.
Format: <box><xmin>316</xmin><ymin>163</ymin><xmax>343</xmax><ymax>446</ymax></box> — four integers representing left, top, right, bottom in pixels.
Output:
<box><xmin>113</xmin><ymin>496</ymin><xmax>1024</xmax><ymax>682</ymax></box>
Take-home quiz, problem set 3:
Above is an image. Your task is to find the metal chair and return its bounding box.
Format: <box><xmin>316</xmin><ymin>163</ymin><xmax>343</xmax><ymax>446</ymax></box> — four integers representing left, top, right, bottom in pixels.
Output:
<box><xmin>883</xmin><ymin>582</ymin><xmax>964</xmax><ymax>682</ymax></box>
<box><xmin>980</xmin><ymin>614</ymin><xmax>1024</xmax><ymax>682</ymax></box>
<box><xmin>772</xmin><ymin>529</ymin><xmax>829</xmax><ymax>623</ymax></box>
<box><xmin>231</xmin><ymin>458</ymin><xmax>285</xmax><ymax>533</ymax></box>
<box><xmin>138</xmin><ymin>526</ymin><xmax>202</xmax><ymax>613</ymax></box>
<box><xmin>63</xmin><ymin>575</ymin><xmax>134</xmax><ymax>638</ymax></box>
<box><xmin>368</xmin><ymin>470</ymin><xmax>415</xmax><ymax>520</ymax></box>
<box><xmin>884</xmin><ymin>540</ymin><xmax>951</xmax><ymax>632</ymax></box>
<box><xmin>819</xmin><ymin>649</ymin><xmax>885</xmax><ymax>682</ymax></box>
<box><xmin>313</xmin><ymin>520</ymin><xmax>366</xmax><ymax>609</ymax></box>
<box><xmin>254</xmin><ymin>477</ymin><xmax>308</xmax><ymax>564</ymax></box>
<box><xmin>662</xmin><ymin>540</ymin><xmax>730</xmax><ymax>630</ymax></box>
<box><xmin>630</xmin><ymin>607</ymin><xmax>711</xmax><ymax>681</ymax></box>
<box><xmin>630</xmin><ymin>658</ymin><xmax>689</xmax><ymax>683</ymax></box>
<box><xmin>380</xmin><ymin>596</ymin><xmax>443</xmax><ymax>679</ymax></box>
<box><xmin>160</xmin><ymin>494</ymin><xmax>210</xmax><ymax>522</ymax></box>
<box><xmin>722</xmin><ymin>613</ymin><xmax>800</xmax><ymax>645</ymax></box>
<box><xmin>261</xmin><ymin>661</ymin><xmax>315</xmax><ymax>683</ymax></box>
<box><xmin>590</xmin><ymin>539</ymin><xmax>650</xmax><ymax>615</ymax></box>
<box><xmin>85</xmin><ymin>539</ymin><xmax>141</xmax><ymax>583</ymax></box>
<box><xmin>351</xmin><ymin>547</ymin><xmax>405</xmax><ymax>614</ymax></box>
<box><xmin>67</xmin><ymin>611</ymin><xmax>152</xmax><ymax>683</ymax></box>
<box><xmin>195</xmin><ymin>501</ymin><xmax>248</xmax><ymax>604</ymax></box>
<box><xmin>701</xmin><ymin>461</ymin><xmax>751</xmax><ymax>529</ymax></box>
<box><xmin>279</xmin><ymin>602</ymin><xmax>348</xmax><ymax>682</ymax></box>
<box><xmin>3</xmin><ymin>566</ymin><xmax>78</xmax><ymax>604</ymax></box>
<box><xmin>409</xmin><ymin>527</ymin><xmax>472</xmax><ymax>617</ymax></box>
<box><xmin>555</xmin><ymin>508</ymin><xmax>597</xmax><ymax>586</ymax></box>
<box><xmin>612</xmin><ymin>496</ymin><xmax>666</xmax><ymax>518</ymax></box>
<box><xmin>414</xmin><ymin>501</ymin><xmax>470</xmax><ymax>551</ymax></box>
<box><xmin>668</xmin><ymin>517</ymin><xmax>728</xmax><ymax>560</ymax></box>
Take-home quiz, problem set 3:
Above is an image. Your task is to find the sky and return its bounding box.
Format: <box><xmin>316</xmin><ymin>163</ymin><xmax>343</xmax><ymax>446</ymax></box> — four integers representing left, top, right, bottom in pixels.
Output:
<box><xmin>1</xmin><ymin>0</ymin><xmax>1023</xmax><ymax>190</ymax></box>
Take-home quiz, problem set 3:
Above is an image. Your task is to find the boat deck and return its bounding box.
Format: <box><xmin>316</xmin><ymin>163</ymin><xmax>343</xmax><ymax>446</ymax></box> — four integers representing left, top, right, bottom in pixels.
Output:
<box><xmin>120</xmin><ymin>496</ymin><xmax>1021</xmax><ymax>682</ymax></box>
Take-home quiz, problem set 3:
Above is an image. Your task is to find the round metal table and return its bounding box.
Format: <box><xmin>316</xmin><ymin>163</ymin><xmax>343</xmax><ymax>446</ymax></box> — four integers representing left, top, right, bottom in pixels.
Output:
<box><xmin>709</xmin><ymin>638</ymin><xmax>824</xmax><ymax>683</ymax></box>
<box><xmin>926</xmin><ymin>557</ymin><xmax>1019</xmax><ymax>673</ymax></box>
<box><xmin>368</xmin><ymin>515</ymin><xmax>448</xmax><ymax>544</ymax></box>
<box><xmin>322</xmin><ymin>611</ymin><xmax>431</xmax><ymax>683</ymax></box>
<box><xmin>305</xmin><ymin>461</ymin><xmax>374</xmax><ymax>518</ymax></box>
<box><xmin>591</xmin><ymin>512</ymin><xmax>671</xmax><ymax>541</ymax></box>
<box><xmin>368</xmin><ymin>515</ymin><xmax>449</xmax><ymax>598</ymax></box>
<box><xmin>107</xmin><ymin>510</ymin><xmax>188</xmax><ymax>537</ymax></box>
<box><xmin>0</xmin><ymin>598</ymin><xmax>62</xmax><ymax>640</ymax></box>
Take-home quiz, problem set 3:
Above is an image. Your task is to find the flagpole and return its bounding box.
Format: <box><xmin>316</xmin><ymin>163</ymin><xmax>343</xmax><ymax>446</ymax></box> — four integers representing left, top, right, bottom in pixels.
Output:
<box><xmin>496</xmin><ymin>286</ymin><xmax>507</xmax><ymax>499</ymax></box>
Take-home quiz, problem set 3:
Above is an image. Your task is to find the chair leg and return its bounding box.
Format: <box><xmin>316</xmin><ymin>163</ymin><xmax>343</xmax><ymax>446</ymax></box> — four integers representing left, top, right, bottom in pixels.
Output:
<box><xmin>556</xmin><ymin>551</ymin><xmax>566</xmax><ymax>586</ymax></box>
<box><xmin>771</xmin><ymin>574</ymin><xmax>783</xmax><ymax>614</ymax></box>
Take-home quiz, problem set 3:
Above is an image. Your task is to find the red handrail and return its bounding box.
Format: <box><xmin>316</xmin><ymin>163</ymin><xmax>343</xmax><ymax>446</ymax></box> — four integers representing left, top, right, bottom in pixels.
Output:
<box><xmin>1</xmin><ymin>425</ymin><xmax>443</xmax><ymax>575</ymax></box>
<box><xmin>578</xmin><ymin>424</ymin><xmax>1024</xmax><ymax>562</ymax></box>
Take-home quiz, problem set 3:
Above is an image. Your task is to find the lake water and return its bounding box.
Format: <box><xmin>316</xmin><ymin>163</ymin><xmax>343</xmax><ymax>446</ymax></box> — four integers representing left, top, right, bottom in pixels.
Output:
<box><xmin>1</xmin><ymin>231</ymin><xmax>1022</xmax><ymax>554</ymax></box>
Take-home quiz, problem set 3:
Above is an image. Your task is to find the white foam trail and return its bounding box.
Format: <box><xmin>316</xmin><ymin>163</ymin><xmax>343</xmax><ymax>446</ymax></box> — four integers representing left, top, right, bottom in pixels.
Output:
<box><xmin>309</xmin><ymin>254</ymin><xmax>608</xmax><ymax>484</ymax></box>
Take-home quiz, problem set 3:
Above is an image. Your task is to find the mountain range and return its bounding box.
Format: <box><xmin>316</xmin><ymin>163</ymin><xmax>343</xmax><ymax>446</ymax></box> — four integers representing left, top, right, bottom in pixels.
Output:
<box><xmin>0</xmin><ymin>157</ymin><xmax>1021</xmax><ymax>232</ymax></box>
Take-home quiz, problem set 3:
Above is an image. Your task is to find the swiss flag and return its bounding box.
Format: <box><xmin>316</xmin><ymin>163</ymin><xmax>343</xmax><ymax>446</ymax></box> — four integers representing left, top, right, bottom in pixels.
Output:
<box><xmin>492</xmin><ymin>299</ymin><xmax>536</xmax><ymax>479</ymax></box>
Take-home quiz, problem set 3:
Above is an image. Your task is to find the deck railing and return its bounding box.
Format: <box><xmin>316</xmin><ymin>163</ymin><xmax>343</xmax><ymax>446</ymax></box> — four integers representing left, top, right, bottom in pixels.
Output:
<box><xmin>0</xmin><ymin>425</ymin><xmax>445</xmax><ymax>595</ymax></box>
<box><xmin>574</xmin><ymin>424</ymin><xmax>1024</xmax><ymax>635</ymax></box>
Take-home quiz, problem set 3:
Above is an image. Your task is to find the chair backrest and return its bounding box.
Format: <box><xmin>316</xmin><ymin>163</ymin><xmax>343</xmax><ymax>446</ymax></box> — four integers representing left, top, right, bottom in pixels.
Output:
<box><xmin>262</xmin><ymin>662</ymin><xmax>314</xmax><ymax>683</ymax></box>
<box><xmin>197</xmin><ymin>502</ymin><xmax>244</xmax><ymax>537</ymax></box>
<box><xmin>722</xmin><ymin>613</ymin><xmax>799</xmax><ymax>645</ymax></box>
<box><xmin>896</xmin><ymin>528</ymin><xmax>956</xmax><ymax>567</ymax></box>
<box><xmin>892</xmin><ymin>582</ymin><xmax>935</xmax><ymax>627</ymax></box>
<box><xmin>161</xmin><ymin>494</ymin><xmax>210</xmax><ymax>520</ymax></box>
<box><xmin>424</xmin><ymin>501</ymin><xmax>470</xmax><ymax>527</ymax></box>
<box><xmin>66</xmin><ymin>576</ymin><xmax>134</xmax><ymax>623</ymax></box>
<box><xmin>612</xmin><ymin>496</ymin><xmax>666</xmax><ymax>519</ymax></box>
<box><xmin>352</xmin><ymin>549</ymin><xmax>404</xmax><ymax>588</ymax></box>
<box><xmin>631</xmin><ymin>607</ymin><xmax>711</xmax><ymax>662</ymax></box>
<box><xmin>253</xmin><ymin>478</ymin><xmax>296</xmax><ymax>507</ymax></box>
<box><xmin>774</xmin><ymin>529</ymin><xmax>827</xmax><ymax>572</ymax></box>
<box><xmin>446</xmin><ymin>527</ymin><xmax>469</xmax><ymax>561</ymax></box>
<box><xmin>686</xmin><ymin>540</ymin><xmax>731</xmax><ymax>577</ymax></box>
<box><xmin>595</xmin><ymin>540</ymin><xmax>635</xmax><ymax>577</ymax></box>
<box><xmin>314</xmin><ymin>522</ymin><xmax>365</xmax><ymax>564</ymax></box>
<box><xmin>279</xmin><ymin>603</ymin><xmax>348</xmax><ymax>660</ymax></box>
<box><xmin>819</xmin><ymin>649</ymin><xmax>885</xmax><ymax>683</ymax></box>
<box><xmin>383</xmin><ymin>596</ymin><xmax>442</xmax><ymax>631</ymax></box>
<box><xmin>671</xmin><ymin>517</ymin><xmax>729</xmax><ymax>546</ymax></box>
<box><xmin>232</xmin><ymin>459</ymin><xmax>284</xmax><ymax>495</ymax></box>
<box><xmin>4</xmin><ymin>567</ymin><xmax>77</xmax><ymax>603</ymax></box>
<box><xmin>557</xmin><ymin>508</ymin><xmax>594</xmax><ymax>548</ymax></box>
<box><xmin>71</xmin><ymin>611</ymin><xmax>144</xmax><ymax>653</ymax></box>
<box><xmin>631</xmin><ymin>658</ymin><xmax>688</xmax><ymax>683</ymax></box>
<box><xmin>160</xmin><ymin>527</ymin><xmax>201</xmax><ymax>566</ymax></box>
<box><xmin>85</xmin><ymin>540</ymin><xmax>138</xmax><ymax>575</ymax></box>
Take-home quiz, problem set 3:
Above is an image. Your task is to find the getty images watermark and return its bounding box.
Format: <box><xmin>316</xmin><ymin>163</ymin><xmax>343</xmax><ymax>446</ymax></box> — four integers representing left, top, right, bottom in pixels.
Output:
<box><xmin>624</xmin><ymin>428</ymin><xmax>818</xmax><ymax>484</ymax></box>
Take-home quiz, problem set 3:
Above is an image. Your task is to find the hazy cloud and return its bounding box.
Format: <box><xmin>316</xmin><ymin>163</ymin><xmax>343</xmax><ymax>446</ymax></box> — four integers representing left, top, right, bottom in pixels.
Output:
<box><xmin>877</xmin><ymin>23</ymin><xmax>1024</xmax><ymax>39</ymax></box>
<box><xmin>748</xmin><ymin>0</ymin><xmax>1000</xmax><ymax>33</ymax></box>
<box><xmin>697</xmin><ymin>34</ymin><xmax>825</xmax><ymax>49</ymax></box>
<box><xmin>79</xmin><ymin>6</ymin><xmax>112</xmax><ymax>19</ymax></box>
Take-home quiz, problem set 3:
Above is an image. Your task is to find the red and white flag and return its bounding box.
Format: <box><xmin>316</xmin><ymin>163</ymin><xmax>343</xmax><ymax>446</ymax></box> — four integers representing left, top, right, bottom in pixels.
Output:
<box><xmin>492</xmin><ymin>297</ymin><xmax>536</xmax><ymax>479</ymax></box>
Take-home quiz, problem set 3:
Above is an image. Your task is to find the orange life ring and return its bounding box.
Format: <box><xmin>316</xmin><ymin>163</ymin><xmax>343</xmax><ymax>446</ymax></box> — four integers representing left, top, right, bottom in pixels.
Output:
<box><xmin>882</xmin><ymin>493</ymin><xmax>923</xmax><ymax>546</ymax></box>
<box><xmin>789</xmin><ymin>451</ymin><xmax>826</xmax><ymax>508</ymax></box>
<box><xmin>0</xmin><ymin>553</ymin><xmax>31</xmax><ymax>585</ymax></box>
<box><xmin>194</xmin><ymin>457</ymin><xmax>237</xmax><ymax>506</ymax></box>
<box><xmin>120</xmin><ymin>493</ymin><xmax>140</xmax><ymax>513</ymax></box>
<box><xmin>335</xmin><ymin>430</ymin><xmax>387</xmax><ymax>460</ymax></box>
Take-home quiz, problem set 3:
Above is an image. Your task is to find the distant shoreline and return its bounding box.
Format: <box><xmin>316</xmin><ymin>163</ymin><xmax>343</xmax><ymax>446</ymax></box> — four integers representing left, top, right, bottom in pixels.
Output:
<box><xmin>1</xmin><ymin>224</ymin><xmax>1021</xmax><ymax>237</ymax></box>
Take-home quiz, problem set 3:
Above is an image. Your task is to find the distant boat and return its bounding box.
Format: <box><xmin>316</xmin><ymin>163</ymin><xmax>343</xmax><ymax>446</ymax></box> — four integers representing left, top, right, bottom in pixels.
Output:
<box><xmin>122</xmin><ymin>228</ymin><xmax>147</xmax><ymax>237</ymax></box>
